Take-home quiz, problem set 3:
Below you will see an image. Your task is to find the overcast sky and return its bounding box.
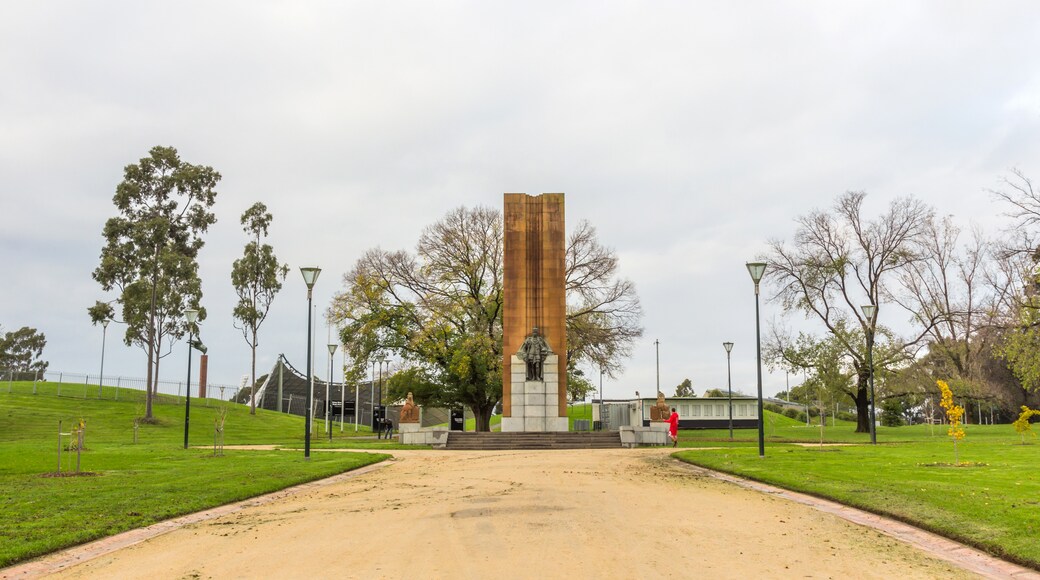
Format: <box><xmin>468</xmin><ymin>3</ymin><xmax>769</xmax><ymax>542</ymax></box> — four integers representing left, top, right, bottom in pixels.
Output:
<box><xmin>2</xmin><ymin>2</ymin><xmax>1039</xmax><ymax>401</ymax></box>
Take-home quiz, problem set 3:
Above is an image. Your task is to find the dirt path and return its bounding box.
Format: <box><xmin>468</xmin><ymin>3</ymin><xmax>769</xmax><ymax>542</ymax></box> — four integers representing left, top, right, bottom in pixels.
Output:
<box><xmin>22</xmin><ymin>449</ymin><xmax>1002</xmax><ymax>578</ymax></box>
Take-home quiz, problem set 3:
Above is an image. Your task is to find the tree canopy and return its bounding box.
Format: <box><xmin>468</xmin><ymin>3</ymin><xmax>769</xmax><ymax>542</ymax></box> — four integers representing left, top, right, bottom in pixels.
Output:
<box><xmin>90</xmin><ymin>146</ymin><xmax>219</xmax><ymax>418</ymax></box>
<box><xmin>0</xmin><ymin>326</ymin><xmax>48</xmax><ymax>377</ymax></box>
<box><xmin>330</xmin><ymin>205</ymin><xmax>642</xmax><ymax>431</ymax></box>
<box><xmin>766</xmin><ymin>191</ymin><xmax>939</xmax><ymax>432</ymax></box>
<box><xmin>231</xmin><ymin>202</ymin><xmax>289</xmax><ymax>414</ymax></box>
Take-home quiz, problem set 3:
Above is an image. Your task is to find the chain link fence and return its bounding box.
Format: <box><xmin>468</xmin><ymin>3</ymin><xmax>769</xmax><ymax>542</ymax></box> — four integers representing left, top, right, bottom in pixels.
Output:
<box><xmin>1</xmin><ymin>369</ymin><xmax>241</xmax><ymax>408</ymax></box>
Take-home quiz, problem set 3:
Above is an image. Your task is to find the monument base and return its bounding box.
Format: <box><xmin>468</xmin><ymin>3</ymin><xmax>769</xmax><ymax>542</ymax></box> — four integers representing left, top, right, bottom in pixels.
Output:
<box><xmin>503</xmin><ymin>354</ymin><xmax>568</xmax><ymax>433</ymax></box>
<box><xmin>398</xmin><ymin>423</ymin><xmax>421</xmax><ymax>434</ymax></box>
<box><xmin>500</xmin><ymin>416</ymin><xmax>569</xmax><ymax>433</ymax></box>
<box><xmin>400</xmin><ymin>427</ymin><xmax>449</xmax><ymax>447</ymax></box>
<box><xmin>619</xmin><ymin>426</ymin><xmax>669</xmax><ymax>447</ymax></box>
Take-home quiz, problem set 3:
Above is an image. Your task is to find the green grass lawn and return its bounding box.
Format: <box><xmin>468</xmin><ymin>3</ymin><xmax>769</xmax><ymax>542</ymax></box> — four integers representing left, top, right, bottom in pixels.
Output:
<box><xmin>0</xmin><ymin>384</ymin><xmax>396</xmax><ymax>567</ymax></box>
<box><xmin>675</xmin><ymin>422</ymin><xmax>1040</xmax><ymax>569</ymax></box>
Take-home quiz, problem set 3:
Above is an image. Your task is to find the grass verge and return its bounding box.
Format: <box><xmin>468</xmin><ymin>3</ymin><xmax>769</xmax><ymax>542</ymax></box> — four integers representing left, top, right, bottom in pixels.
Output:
<box><xmin>0</xmin><ymin>387</ymin><xmax>392</xmax><ymax>567</ymax></box>
<box><xmin>674</xmin><ymin>436</ymin><xmax>1040</xmax><ymax>569</ymax></box>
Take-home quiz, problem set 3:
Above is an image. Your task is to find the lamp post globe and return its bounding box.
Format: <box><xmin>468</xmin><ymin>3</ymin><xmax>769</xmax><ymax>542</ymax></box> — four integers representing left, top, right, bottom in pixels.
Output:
<box><xmin>746</xmin><ymin>262</ymin><xmax>767</xmax><ymax>458</ymax></box>
<box><xmin>300</xmin><ymin>267</ymin><xmax>321</xmax><ymax>458</ymax></box>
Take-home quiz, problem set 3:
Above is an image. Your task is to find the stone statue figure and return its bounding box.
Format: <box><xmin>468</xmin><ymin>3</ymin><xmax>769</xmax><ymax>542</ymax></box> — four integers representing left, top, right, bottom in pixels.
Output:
<box><xmin>650</xmin><ymin>391</ymin><xmax>671</xmax><ymax>421</ymax></box>
<box><xmin>399</xmin><ymin>392</ymin><xmax>420</xmax><ymax>423</ymax></box>
<box><xmin>518</xmin><ymin>327</ymin><xmax>553</xmax><ymax>381</ymax></box>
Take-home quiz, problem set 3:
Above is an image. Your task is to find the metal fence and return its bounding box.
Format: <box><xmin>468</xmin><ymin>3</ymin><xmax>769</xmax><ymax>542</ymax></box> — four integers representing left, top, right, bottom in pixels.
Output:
<box><xmin>1</xmin><ymin>369</ymin><xmax>242</xmax><ymax>407</ymax></box>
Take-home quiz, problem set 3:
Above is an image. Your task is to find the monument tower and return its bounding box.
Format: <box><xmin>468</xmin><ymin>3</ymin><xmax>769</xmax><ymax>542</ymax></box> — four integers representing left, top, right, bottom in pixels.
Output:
<box><xmin>501</xmin><ymin>193</ymin><xmax>568</xmax><ymax>432</ymax></box>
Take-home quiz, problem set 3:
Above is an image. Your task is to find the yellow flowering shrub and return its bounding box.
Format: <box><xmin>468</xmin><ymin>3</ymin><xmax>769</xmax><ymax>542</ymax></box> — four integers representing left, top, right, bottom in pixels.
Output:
<box><xmin>1012</xmin><ymin>405</ymin><xmax>1040</xmax><ymax>444</ymax></box>
<box><xmin>937</xmin><ymin>380</ymin><xmax>965</xmax><ymax>464</ymax></box>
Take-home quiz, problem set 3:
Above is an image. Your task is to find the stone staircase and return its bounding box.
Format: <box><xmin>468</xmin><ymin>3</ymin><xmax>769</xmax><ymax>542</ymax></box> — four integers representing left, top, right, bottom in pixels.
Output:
<box><xmin>445</xmin><ymin>431</ymin><xmax>622</xmax><ymax>450</ymax></box>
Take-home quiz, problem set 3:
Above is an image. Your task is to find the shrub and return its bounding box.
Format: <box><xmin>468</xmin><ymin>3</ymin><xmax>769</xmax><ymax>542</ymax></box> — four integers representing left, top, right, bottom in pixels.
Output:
<box><xmin>782</xmin><ymin>408</ymin><xmax>800</xmax><ymax>419</ymax></box>
<box><xmin>764</xmin><ymin>403</ymin><xmax>783</xmax><ymax>414</ymax></box>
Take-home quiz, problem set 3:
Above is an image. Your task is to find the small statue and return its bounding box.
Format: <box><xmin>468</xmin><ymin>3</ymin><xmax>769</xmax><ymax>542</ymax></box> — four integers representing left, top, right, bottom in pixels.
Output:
<box><xmin>518</xmin><ymin>327</ymin><xmax>553</xmax><ymax>381</ymax></box>
<box><xmin>650</xmin><ymin>391</ymin><xmax>671</xmax><ymax>421</ymax></box>
<box><xmin>400</xmin><ymin>392</ymin><xmax>420</xmax><ymax>423</ymax></box>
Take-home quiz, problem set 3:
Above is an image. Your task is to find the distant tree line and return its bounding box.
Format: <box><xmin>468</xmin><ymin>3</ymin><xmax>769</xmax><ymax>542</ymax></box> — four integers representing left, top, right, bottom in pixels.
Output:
<box><xmin>0</xmin><ymin>325</ymin><xmax>48</xmax><ymax>378</ymax></box>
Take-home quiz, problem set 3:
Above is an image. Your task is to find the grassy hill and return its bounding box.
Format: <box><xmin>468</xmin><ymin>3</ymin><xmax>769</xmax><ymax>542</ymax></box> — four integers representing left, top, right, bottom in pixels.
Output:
<box><xmin>0</xmin><ymin>383</ymin><xmax>393</xmax><ymax>568</ymax></box>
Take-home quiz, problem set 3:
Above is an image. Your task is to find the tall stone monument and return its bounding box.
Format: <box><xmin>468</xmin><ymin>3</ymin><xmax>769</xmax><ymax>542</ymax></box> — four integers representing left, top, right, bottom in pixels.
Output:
<box><xmin>501</xmin><ymin>193</ymin><xmax>569</xmax><ymax>432</ymax></box>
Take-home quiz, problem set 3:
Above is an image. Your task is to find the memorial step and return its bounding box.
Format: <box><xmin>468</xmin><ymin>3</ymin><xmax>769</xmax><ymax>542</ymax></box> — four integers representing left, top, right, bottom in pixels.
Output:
<box><xmin>444</xmin><ymin>431</ymin><xmax>622</xmax><ymax>450</ymax></box>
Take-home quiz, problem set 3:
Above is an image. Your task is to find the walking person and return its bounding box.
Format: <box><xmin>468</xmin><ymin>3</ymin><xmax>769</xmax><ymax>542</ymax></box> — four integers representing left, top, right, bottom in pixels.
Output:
<box><xmin>666</xmin><ymin>407</ymin><xmax>679</xmax><ymax>447</ymax></box>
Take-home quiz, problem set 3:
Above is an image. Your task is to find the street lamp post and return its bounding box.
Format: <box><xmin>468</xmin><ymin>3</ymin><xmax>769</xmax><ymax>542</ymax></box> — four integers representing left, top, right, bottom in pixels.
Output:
<box><xmin>746</xmin><ymin>262</ymin><xmax>767</xmax><ymax>458</ymax></box>
<box><xmin>328</xmin><ymin>343</ymin><xmax>337</xmax><ymax>442</ymax></box>
<box><xmin>861</xmin><ymin>304</ymin><xmax>878</xmax><ymax>445</ymax></box>
<box><xmin>723</xmin><ymin>341</ymin><xmax>734</xmax><ymax>440</ymax></box>
<box><xmin>599</xmin><ymin>367</ymin><xmax>604</xmax><ymax>431</ymax></box>
<box><xmin>377</xmin><ymin>356</ymin><xmax>387</xmax><ymax>419</ymax></box>
<box><xmin>654</xmin><ymin>339</ymin><xmax>660</xmax><ymax>395</ymax></box>
<box><xmin>183</xmin><ymin>309</ymin><xmax>206</xmax><ymax>450</ymax></box>
<box><xmin>98</xmin><ymin>319</ymin><xmax>110</xmax><ymax>399</ymax></box>
<box><xmin>300</xmin><ymin>267</ymin><xmax>321</xmax><ymax>459</ymax></box>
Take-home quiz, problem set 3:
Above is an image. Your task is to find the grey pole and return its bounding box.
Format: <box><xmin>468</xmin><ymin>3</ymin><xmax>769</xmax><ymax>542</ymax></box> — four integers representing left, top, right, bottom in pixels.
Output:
<box><xmin>724</xmin><ymin>342</ymin><xmax>734</xmax><ymax>440</ymax></box>
<box><xmin>98</xmin><ymin>319</ymin><xmax>109</xmax><ymax>399</ymax></box>
<box><xmin>300</xmin><ymin>267</ymin><xmax>321</xmax><ymax>459</ymax></box>
<box><xmin>747</xmin><ymin>262</ymin><xmax>767</xmax><ymax>459</ymax></box>
<box><xmin>654</xmin><ymin>339</ymin><xmax>660</xmax><ymax>395</ymax></box>
<box><xmin>183</xmin><ymin>327</ymin><xmax>193</xmax><ymax>450</ymax></box>
<box><xmin>599</xmin><ymin>367</ymin><xmax>604</xmax><ymax>430</ymax></box>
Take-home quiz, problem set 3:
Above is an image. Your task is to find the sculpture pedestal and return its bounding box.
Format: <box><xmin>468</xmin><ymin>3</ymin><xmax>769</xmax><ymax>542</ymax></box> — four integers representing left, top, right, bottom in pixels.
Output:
<box><xmin>501</xmin><ymin>354</ymin><xmax>568</xmax><ymax>433</ymax></box>
<box><xmin>398</xmin><ymin>423</ymin><xmax>421</xmax><ymax>434</ymax></box>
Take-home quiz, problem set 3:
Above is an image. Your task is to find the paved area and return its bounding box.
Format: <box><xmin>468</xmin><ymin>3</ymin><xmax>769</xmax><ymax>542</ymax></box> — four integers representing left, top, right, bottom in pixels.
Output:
<box><xmin>3</xmin><ymin>448</ymin><xmax>1037</xmax><ymax>579</ymax></box>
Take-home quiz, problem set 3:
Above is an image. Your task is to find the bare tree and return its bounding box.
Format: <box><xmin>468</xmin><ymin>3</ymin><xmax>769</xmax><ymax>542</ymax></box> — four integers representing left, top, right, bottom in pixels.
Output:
<box><xmin>565</xmin><ymin>220</ymin><xmax>644</xmax><ymax>377</ymax></box>
<box><xmin>767</xmin><ymin>191</ymin><xmax>938</xmax><ymax>432</ymax></box>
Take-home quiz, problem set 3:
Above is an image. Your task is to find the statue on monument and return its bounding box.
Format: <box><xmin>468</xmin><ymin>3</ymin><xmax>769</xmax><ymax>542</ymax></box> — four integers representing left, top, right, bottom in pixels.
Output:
<box><xmin>650</xmin><ymin>390</ymin><xmax>671</xmax><ymax>421</ymax></box>
<box><xmin>399</xmin><ymin>392</ymin><xmax>420</xmax><ymax>423</ymax></box>
<box><xmin>518</xmin><ymin>327</ymin><xmax>553</xmax><ymax>381</ymax></box>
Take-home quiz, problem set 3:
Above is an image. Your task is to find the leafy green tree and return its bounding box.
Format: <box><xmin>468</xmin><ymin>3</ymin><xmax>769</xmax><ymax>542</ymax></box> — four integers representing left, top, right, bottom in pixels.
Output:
<box><xmin>231</xmin><ymin>202</ymin><xmax>289</xmax><ymax>414</ymax></box>
<box><xmin>0</xmin><ymin>326</ymin><xmax>48</xmax><ymax>377</ymax></box>
<box><xmin>331</xmin><ymin>206</ymin><xmax>642</xmax><ymax>431</ymax></box>
<box><xmin>880</xmin><ymin>397</ymin><xmax>906</xmax><ymax>426</ymax></box>
<box><xmin>567</xmin><ymin>369</ymin><xmax>596</xmax><ymax>401</ymax></box>
<box><xmin>674</xmin><ymin>378</ymin><xmax>694</xmax><ymax>397</ymax></box>
<box><xmin>90</xmin><ymin>146</ymin><xmax>219</xmax><ymax>419</ymax></box>
<box><xmin>703</xmin><ymin>388</ymin><xmax>725</xmax><ymax>398</ymax></box>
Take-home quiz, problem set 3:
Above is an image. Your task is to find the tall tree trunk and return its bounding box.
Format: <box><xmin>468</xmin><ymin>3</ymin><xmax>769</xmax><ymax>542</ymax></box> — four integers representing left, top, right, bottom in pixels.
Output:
<box><xmin>250</xmin><ymin>324</ymin><xmax>257</xmax><ymax>415</ymax></box>
<box><xmin>145</xmin><ymin>270</ymin><xmax>157</xmax><ymax>419</ymax></box>
<box><xmin>854</xmin><ymin>371</ymin><xmax>871</xmax><ymax>433</ymax></box>
<box><xmin>472</xmin><ymin>402</ymin><xmax>496</xmax><ymax>432</ymax></box>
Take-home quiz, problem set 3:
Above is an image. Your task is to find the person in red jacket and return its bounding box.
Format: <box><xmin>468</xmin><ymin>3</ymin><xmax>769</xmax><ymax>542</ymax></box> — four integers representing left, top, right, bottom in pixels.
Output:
<box><xmin>666</xmin><ymin>407</ymin><xmax>679</xmax><ymax>447</ymax></box>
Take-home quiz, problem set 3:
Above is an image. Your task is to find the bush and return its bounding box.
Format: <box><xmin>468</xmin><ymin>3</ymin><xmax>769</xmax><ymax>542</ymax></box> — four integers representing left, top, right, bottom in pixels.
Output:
<box><xmin>795</xmin><ymin>411</ymin><xmax>808</xmax><ymax>423</ymax></box>
<box><xmin>783</xmin><ymin>408</ymin><xmax>800</xmax><ymax>419</ymax></box>
<box><xmin>837</xmin><ymin>411</ymin><xmax>857</xmax><ymax>422</ymax></box>
<box><xmin>764</xmin><ymin>403</ymin><xmax>784</xmax><ymax>415</ymax></box>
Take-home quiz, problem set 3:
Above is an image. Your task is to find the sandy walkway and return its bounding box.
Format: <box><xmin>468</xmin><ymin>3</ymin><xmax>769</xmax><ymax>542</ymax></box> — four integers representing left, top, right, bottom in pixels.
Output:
<box><xmin>23</xmin><ymin>448</ymin><xmax>997</xmax><ymax>578</ymax></box>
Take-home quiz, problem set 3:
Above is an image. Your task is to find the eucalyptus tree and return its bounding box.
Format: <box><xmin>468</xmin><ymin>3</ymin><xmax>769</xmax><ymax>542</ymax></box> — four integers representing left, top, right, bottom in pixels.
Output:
<box><xmin>330</xmin><ymin>206</ymin><xmax>642</xmax><ymax>431</ymax></box>
<box><xmin>766</xmin><ymin>191</ymin><xmax>939</xmax><ymax>433</ymax></box>
<box><xmin>0</xmin><ymin>326</ymin><xmax>48</xmax><ymax>377</ymax></box>
<box><xmin>90</xmin><ymin>146</ymin><xmax>219</xmax><ymax>419</ymax></box>
<box><xmin>231</xmin><ymin>202</ymin><xmax>289</xmax><ymax>414</ymax></box>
